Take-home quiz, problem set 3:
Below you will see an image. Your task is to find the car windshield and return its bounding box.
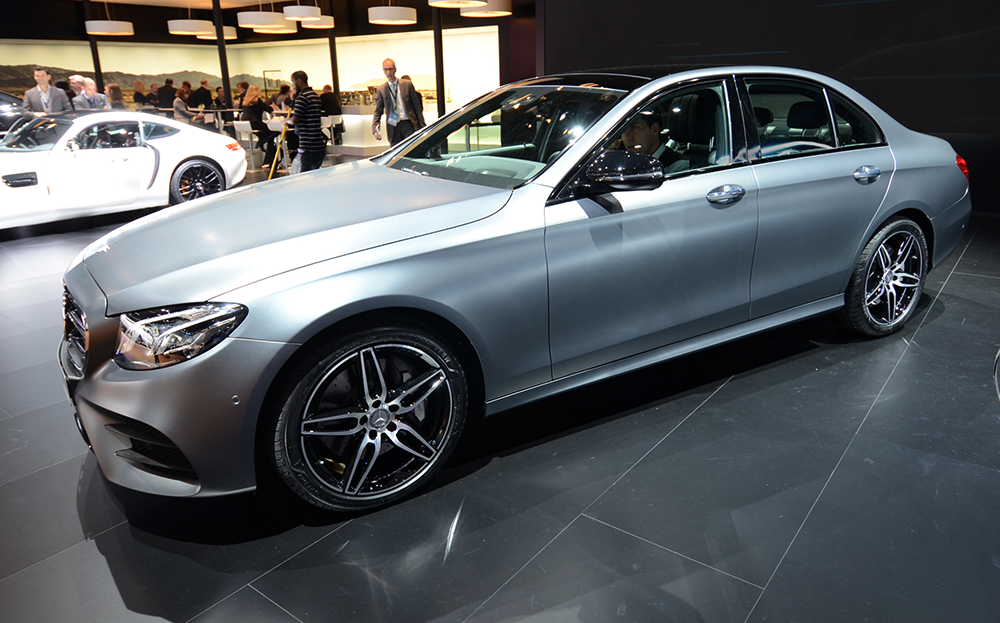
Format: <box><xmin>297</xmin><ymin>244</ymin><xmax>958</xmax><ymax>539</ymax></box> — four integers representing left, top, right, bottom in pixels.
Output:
<box><xmin>0</xmin><ymin>117</ymin><xmax>73</xmax><ymax>152</ymax></box>
<box><xmin>385</xmin><ymin>84</ymin><xmax>627</xmax><ymax>189</ymax></box>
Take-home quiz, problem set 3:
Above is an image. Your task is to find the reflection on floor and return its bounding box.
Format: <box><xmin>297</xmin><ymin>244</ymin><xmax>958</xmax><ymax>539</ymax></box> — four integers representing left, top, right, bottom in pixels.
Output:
<box><xmin>1</xmin><ymin>211</ymin><xmax>999</xmax><ymax>623</ymax></box>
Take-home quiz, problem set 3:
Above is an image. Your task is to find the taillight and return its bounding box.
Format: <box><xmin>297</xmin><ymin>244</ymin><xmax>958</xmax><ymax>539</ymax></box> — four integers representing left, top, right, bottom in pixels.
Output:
<box><xmin>226</xmin><ymin>142</ymin><xmax>242</xmax><ymax>152</ymax></box>
<box><xmin>956</xmin><ymin>154</ymin><xmax>969</xmax><ymax>181</ymax></box>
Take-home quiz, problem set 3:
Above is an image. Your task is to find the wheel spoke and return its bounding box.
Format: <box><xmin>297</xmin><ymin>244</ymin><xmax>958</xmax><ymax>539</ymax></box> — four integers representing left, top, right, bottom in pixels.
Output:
<box><xmin>386</xmin><ymin>369</ymin><xmax>445</xmax><ymax>414</ymax></box>
<box><xmin>387</xmin><ymin>422</ymin><xmax>437</xmax><ymax>461</ymax></box>
<box><xmin>359</xmin><ymin>347</ymin><xmax>388</xmax><ymax>407</ymax></box>
<box><xmin>301</xmin><ymin>408</ymin><xmax>366</xmax><ymax>436</ymax></box>
<box><xmin>865</xmin><ymin>281</ymin><xmax>886</xmax><ymax>307</ymax></box>
<box><xmin>344</xmin><ymin>434</ymin><xmax>381</xmax><ymax>495</ymax></box>
<box><xmin>894</xmin><ymin>271</ymin><xmax>922</xmax><ymax>288</ymax></box>
<box><xmin>884</xmin><ymin>283</ymin><xmax>900</xmax><ymax>321</ymax></box>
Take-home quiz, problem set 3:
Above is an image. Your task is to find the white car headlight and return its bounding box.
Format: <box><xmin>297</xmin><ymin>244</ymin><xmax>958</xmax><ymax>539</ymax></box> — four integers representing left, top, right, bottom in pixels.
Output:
<box><xmin>115</xmin><ymin>303</ymin><xmax>247</xmax><ymax>370</ymax></box>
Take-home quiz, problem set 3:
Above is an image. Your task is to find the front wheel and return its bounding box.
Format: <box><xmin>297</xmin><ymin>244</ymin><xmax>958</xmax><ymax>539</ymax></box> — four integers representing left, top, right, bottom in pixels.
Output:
<box><xmin>271</xmin><ymin>320</ymin><xmax>468</xmax><ymax>512</ymax></box>
<box><xmin>169</xmin><ymin>158</ymin><xmax>224</xmax><ymax>204</ymax></box>
<box><xmin>841</xmin><ymin>217</ymin><xmax>928</xmax><ymax>336</ymax></box>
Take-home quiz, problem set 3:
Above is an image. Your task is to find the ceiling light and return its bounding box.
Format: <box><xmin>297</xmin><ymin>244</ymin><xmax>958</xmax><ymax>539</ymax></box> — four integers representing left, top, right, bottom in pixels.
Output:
<box><xmin>237</xmin><ymin>11</ymin><xmax>286</xmax><ymax>29</ymax></box>
<box><xmin>301</xmin><ymin>15</ymin><xmax>335</xmax><ymax>29</ymax></box>
<box><xmin>196</xmin><ymin>25</ymin><xmax>238</xmax><ymax>40</ymax></box>
<box><xmin>368</xmin><ymin>6</ymin><xmax>418</xmax><ymax>25</ymax></box>
<box><xmin>85</xmin><ymin>20</ymin><xmax>134</xmax><ymax>36</ymax></box>
<box><xmin>168</xmin><ymin>19</ymin><xmax>215</xmax><ymax>36</ymax></box>
<box><xmin>284</xmin><ymin>5</ymin><xmax>321</xmax><ymax>21</ymax></box>
<box><xmin>254</xmin><ymin>18</ymin><xmax>298</xmax><ymax>34</ymax></box>
<box><xmin>460</xmin><ymin>0</ymin><xmax>511</xmax><ymax>17</ymax></box>
<box><xmin>428</xmin><ymin>0</ymin><xmax>486</xmax><ymax>8</ymax></box>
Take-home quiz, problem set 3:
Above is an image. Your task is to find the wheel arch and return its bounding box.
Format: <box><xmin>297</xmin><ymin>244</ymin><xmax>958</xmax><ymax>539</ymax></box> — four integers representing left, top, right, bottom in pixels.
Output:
<box><xmin>253</xmin><ymin>305</ymin><xmax>487</xmax><ymax>476</ymax></box>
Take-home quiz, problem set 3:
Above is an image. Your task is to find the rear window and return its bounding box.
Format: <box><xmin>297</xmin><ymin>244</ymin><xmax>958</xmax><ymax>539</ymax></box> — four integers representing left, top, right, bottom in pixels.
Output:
<box><xmin>142</xmin><ymin>123</ymin><xmax>180</xmax><ymax>140</ymax></box>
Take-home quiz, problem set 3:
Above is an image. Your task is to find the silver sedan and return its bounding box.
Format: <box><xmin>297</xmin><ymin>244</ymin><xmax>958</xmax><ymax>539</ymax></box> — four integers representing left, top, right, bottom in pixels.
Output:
<box><xmin>60</xmin><ymin>66</ymin><xmax>971</xmax><ymax>512</ymax></box>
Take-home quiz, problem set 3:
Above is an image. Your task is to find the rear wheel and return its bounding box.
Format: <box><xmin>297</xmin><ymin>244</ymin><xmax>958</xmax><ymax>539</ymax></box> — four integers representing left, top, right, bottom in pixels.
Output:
<box><xmin>270</xmin><ymin>319</ymin><xmax>468</xmax><ymax>511</ymax></box>
<box><xmin>841</xmin><ymin>217</ymin><xmax>928</xmax><ymax>336</ymax></box>
<box><xmin>169</xmin><ymin>158</ymin><xmax>224</xmax><ymax>204</ymax></box>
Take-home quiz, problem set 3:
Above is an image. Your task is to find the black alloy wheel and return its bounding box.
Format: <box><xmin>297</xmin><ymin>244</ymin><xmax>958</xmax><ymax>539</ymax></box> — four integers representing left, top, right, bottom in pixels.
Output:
<box><xmin>271</xmin><ymin>319</ymin><xmax>468</xmax><ymax>511</ymax></box>
<box><xmin>169</xmin><ymin>158</ymin><xmax>223</xmax><ymax>204</ymax></box>
<box><xmin>842</xmin><ymin>217</ymin><xmax>928</xmax><ymax>336</ymax></box>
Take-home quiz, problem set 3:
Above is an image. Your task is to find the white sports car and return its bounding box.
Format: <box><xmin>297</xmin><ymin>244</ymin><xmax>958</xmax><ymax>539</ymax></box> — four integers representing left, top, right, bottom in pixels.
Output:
<box><xmin>0</xmin><ymin>110</ymin><xmax>246</xmax><ymax>229</ymax></box>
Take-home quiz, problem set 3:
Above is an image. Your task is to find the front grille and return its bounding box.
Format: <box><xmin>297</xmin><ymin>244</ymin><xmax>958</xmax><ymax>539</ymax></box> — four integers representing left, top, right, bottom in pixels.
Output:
<box><xmin>62</xmin><ymin>286</ymin><xmax>88</xmax><ymax>375</ymax></box>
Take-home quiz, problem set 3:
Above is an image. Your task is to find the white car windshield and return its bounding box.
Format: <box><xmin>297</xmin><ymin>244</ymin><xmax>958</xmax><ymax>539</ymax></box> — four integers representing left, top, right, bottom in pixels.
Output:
<box><xmin>0</xmin><ymin>117</ymin><xmax>73</xmax><ymax>152</ymax></box>
<box><xmin>386</xmin><ymin>84</ymin><xmax>628</xmax><ymax>189</ymax></box>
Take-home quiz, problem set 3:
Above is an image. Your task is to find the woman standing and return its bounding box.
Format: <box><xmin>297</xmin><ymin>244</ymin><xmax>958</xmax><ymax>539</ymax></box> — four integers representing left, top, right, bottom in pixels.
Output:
<box><xmin>132</xmin><ymin>81</ymin><xmax>148</xmax><ymax>108</ymax></box>
<box><xmin>241</xmin><ymin>84</ymin><xmax>277</xmax><ymax>168</ymax></box>
<box><xmin>105</xmin><ymin>83</ymin><xmax>126</xmax><ymax>109</ymax></box>
<box><xmin>173</xmin><ymin>86</ymin><xmax>205</xmax><ymax>124</ymax></box>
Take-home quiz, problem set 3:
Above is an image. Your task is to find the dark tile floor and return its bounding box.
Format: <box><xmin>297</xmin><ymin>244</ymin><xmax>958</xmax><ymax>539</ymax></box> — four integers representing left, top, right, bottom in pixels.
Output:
<box><xmin>1</xmin><ymin>212</ymin><xmax>999</xmax><ymax>622</ymax></box>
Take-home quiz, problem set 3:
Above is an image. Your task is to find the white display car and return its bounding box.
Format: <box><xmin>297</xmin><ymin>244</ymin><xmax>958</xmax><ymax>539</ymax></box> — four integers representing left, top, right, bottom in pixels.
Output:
<box><xmin>0</xmin><ymin>110</ymin><xmax>246</xmax><ymax>229</ymax></box>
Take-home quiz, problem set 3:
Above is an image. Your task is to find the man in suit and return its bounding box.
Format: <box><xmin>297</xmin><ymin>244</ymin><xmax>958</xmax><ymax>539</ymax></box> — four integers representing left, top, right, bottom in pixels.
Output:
<box><xmin>189</xmin><ymin>79</ymin><xmax>213</xmax><ymax>110</ymax></box>
<box><xmin>158</xmin><ymin>78</ymin><xmax>177</xmax><ymax>111</ymax></box>
<box><xmin>22</xmin><ymin>67</ymin><xmax>72</xmax><ymax>118</ymax></box>
<box><xmin>371</xmin><ymin>58</ymin><xmax>425</xmax><ymax>147</ymax></box>
<box><xmin>72</xmin><ymin>77</ymin><xmax>109</xmax><ymax>110</ymax></box>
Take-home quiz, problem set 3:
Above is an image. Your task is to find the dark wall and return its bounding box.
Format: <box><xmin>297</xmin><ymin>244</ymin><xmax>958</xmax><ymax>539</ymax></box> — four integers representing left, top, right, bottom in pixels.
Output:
<box><xmin>542</xmin><ymin>0</ymin><xmax>999</xmax><ymax>209</ymax></box>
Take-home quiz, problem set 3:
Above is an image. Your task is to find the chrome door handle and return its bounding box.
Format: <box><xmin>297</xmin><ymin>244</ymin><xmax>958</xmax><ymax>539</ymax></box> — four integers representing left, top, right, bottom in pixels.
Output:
<box><xmin>706</xmin><ymin>185</ymin><xmax>746</xmax><ymax>205</ymax></box>
<box><xmin>853</xmin><ymin>165</ymin><xmax>881</xmax><ymax>184</ymax></box>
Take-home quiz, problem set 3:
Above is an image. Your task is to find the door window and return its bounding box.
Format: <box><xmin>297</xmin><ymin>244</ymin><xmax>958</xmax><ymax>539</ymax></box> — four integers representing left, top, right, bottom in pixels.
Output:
<box><xmin>745</xmin><ymin>80</ymin><xmax>836</xmax><ymax>159</ymax></box>
<box><xmin>828</xmin><ymin>91</ymin><xmax>883</xmax><ymax>147</ymax></box>
<box><xmin>602</xmin><ymin>81</ymin><xmax>732</xmax><ymax>175</ymax></box>
<box><xmin>75</xmin><ymin>122</ymin><xmax>141</xmax><ymax>149</ymax></box>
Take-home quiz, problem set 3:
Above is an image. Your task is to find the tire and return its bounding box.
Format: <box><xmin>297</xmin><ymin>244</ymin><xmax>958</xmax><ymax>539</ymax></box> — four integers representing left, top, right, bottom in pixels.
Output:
<box><xmin>169</xmin><ymin>158</ymin><xmax>224</xmax><ymax>204</ymax></box>
<box><xmin>271</xmin><ymin>319</ymin><xmax>468</xmax><ymax>512</ymax></box>
<box><xmin>841</xmin><ymin>217</ymin><xmax>928</xmax><ymax>337</ymax></box>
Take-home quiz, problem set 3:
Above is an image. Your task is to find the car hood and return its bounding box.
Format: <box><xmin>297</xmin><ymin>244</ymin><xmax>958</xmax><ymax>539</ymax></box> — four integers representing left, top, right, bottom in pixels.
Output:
<box><xmin>82</xmin><ymin>160</ymin><xmax>512</xmax><ymax>314</ymax></box>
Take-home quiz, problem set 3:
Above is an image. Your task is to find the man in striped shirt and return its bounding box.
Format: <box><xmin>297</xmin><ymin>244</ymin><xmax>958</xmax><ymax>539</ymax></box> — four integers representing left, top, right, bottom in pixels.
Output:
<box><xmin>289</xmin><ymin>70</ymin><xmax>326</xmax><ymax>172</ymax></box>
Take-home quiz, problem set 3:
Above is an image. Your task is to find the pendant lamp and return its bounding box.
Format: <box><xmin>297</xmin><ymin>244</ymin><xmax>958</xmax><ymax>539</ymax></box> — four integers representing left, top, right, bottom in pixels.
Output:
<box><xmin>85</xmin><ymin>20</ymin><xmax>134</xmax><ymax>36</ymax></box>
<box><xmin>254</xmin><ymin>17</ymin><xmax>298</xmax><ymax>34</ymax></box>
<box><xmin>237</xmin><ymin>11</ymin><xmax>287</xmax><ymax>29</ymax></box>
<box><xmin>460</xmin><ymin>0</ymin><xmax>511</xmax><ymax>17</ymax></box>
<box><xmin>168</xmin><ymin>19</ymin><xmax>215</xmax><ymax>36</ymax></box>
<box><xmin>284</xmin><ymin>4</ymin><xmax>321</xmax><ymax>21</ymax></box>
<box><xmin>368</xmin><ymin>5</ymin><xmax>417</xmax><ymax>25</ymax></box>
<box><xmin>428</xmin><ymin>0</ymin><xmax>486</xmax><ymax>8</ymax></box>
<box><xmin>302</xmin><ymin>15</ymin><xmax>335</xmax><ymax>29</ymax></box>
<box><xmin>196</xmin><ymin>25</ymin><xmax>238</xmax><ymax>40</ymax></box>
<box><xmin>85</xmin><ymin>2</ymin><xmax>133</xmax><ymax>36</ymax></box>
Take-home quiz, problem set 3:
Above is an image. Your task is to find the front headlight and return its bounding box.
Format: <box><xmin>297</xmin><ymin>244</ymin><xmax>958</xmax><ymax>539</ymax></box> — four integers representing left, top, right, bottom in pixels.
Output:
<box><xmin>115</xmin><ymin>303</ymin><xmax>248</xmax><ymax>370</ymax></box>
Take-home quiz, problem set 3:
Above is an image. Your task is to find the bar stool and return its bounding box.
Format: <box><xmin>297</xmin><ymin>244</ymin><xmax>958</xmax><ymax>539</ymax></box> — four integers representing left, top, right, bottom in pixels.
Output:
<box><xmin>233</xmin><ymin>120</ymin><xmax>258</xmax><ymax>169</ymax></box>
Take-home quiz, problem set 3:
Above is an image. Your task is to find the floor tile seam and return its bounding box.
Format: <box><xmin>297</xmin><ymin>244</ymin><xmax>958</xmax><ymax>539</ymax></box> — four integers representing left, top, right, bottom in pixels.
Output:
<box><xmin>576</xmin><ymin>375</ymin><xmax>736</xmax><ymax>518</ymax></box>
<box><xmin>740</xmin><ymin>271</ymin><xmax>951</xmax><ymax>621</ymax></box>
<box><xmin>579</xmin><ymin>513</ymin><xmax>766</xmax><ymax>590</ymax></box>
<box><xmin>242</xmin><ymin>519</ymin><xmax>355</xmax><ymax>598</ymax></box>
<box><xmin>0</xmin><ymin>516</ymin><xmax>130</xmax><ymax>583</ymax></box>
<box><xmin>0</xmin><ymin>449</ymin><xmax>89</xmax><ymax>489</ymax></box>
<box><xmin>736</xmin><ymin>219</ymin><xmax>983</xmax><ymax>621</ymax></box>
<box><xmin>181</xmin><ymin>584</ymin><xmax>307</xmax><ymax>623</ymax></box>
<box><xmin>949</xmin><ymin>270</ymin><xmax>1000</xmax><ymax>281</ymax></box>
<box><xmin>460</xmin><ymin>514</ymin><xmax>583</xmax><ymax>623</ymax></box>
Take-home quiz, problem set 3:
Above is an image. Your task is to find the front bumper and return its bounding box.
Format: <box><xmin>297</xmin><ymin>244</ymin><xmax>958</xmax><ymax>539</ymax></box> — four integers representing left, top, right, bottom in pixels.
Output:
<box><xmin>60</xmin><ymin>262</ymin><xmax>296</xmax><ymax>497</ymax></box>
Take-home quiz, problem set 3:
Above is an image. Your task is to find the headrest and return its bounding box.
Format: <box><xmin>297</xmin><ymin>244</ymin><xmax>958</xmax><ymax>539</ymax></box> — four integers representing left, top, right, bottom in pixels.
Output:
<box><xmin>787</xmin><ymin>100</ymin><xmax>828</xmax><ymax>130</ymax></box>
<box><xmin>753</xmin><ymin>107</ymin><xmax>773</xmax><ymax>126</ymax></box>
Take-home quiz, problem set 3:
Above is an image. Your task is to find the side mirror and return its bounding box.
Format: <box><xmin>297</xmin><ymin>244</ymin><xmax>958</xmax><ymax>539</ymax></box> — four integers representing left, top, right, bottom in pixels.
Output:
<box><xmin>65</xmin><ymin>138</ymin><xmax>80</xmax><ymax>152</ymax></box>
<box><xmin>585</xmin><ymin>150</ymin><xmax>664</xmax><ymax>191</ymax></box>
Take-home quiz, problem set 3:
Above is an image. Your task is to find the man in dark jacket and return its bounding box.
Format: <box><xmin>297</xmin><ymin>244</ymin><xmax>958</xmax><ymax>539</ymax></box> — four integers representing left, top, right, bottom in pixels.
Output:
<box><xmin>189</xmin><ymin>79</ymin><xmax>213</xmax><ymax>109</ymax></box>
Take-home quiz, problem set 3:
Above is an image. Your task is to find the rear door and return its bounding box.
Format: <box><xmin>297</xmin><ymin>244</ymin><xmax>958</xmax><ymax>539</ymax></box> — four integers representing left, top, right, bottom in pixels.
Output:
<box><xmin>741</xmin><ymin>77</ymin><xmax>894</xmax><ymax>318</ymax></box>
